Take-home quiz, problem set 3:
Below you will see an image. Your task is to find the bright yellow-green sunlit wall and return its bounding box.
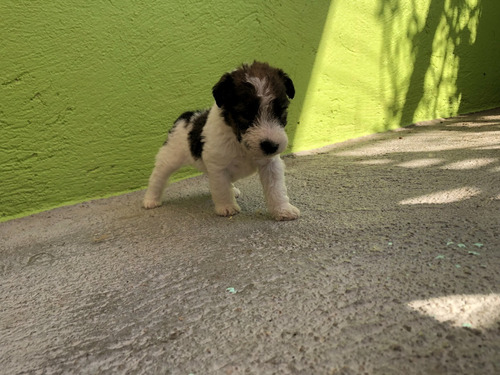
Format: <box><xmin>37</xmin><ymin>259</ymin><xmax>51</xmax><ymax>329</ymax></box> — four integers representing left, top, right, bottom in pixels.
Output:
<box><xmin>295</xmin><ymin>0</ymin><xmax>499</xmax><ymax>152</ymax></box>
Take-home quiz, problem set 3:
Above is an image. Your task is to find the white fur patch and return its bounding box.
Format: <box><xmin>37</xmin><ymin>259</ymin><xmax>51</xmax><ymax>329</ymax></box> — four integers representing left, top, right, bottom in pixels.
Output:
<box><xmin>246</xmin><ymin>76</ymin><xmax>269</xmax><ymax>97</ymax></box>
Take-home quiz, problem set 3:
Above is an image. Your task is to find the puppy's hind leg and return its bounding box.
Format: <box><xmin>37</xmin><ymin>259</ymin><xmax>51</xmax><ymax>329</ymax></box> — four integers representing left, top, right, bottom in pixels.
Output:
<box><xmin>143</xmin><ymin>143</ymin><xmax>186</xmax><ymax>209</ymax></box>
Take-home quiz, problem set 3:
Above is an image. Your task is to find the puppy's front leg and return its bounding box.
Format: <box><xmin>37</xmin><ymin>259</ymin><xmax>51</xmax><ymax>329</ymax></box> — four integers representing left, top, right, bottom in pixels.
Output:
<box><xmin>258</xmin><ymin>157</ymin><xmax>300</xmax><ymax>221</ymax></box>
<box><xmin>208</xmin><ymin>170</ymin><xmax>241</xmax><ymax>217</ymax></box>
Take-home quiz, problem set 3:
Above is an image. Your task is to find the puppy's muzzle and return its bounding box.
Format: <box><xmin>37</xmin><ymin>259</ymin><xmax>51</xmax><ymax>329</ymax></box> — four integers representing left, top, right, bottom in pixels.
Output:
<box><xmin>260</xmin><ymin>139</ymin><xmax>279</xmax><ymax>155</ymax></box>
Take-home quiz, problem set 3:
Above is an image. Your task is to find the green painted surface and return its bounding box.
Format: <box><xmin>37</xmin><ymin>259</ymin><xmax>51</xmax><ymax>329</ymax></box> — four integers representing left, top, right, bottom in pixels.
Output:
<box><xmin>295</xmin><ymin>0</ymin><xmax>500</xmax><ymax>152</ymax></box>
<box><xmin>0</xmin><ymin>1</ymin><xmax>329</xmax><ymax>221</ymax></box>
<box><xmin>1</xmin><ymin>0</ymin><xmax>499</xmax><ymax>221</ymax></box>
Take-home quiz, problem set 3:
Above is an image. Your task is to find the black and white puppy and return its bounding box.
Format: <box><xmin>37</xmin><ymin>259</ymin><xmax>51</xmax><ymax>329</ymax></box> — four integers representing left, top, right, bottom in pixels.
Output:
<box><xmin>143</xmin><ymin>61</ymin><xmax>300</xmax><ymax>221</ymax></box>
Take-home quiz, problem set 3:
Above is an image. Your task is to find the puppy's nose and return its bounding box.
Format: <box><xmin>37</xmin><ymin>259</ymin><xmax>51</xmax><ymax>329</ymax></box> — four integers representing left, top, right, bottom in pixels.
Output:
<box><xmin>260</xmin><ymin>140</ymin><xmax>279</xmax><ymax>155</ymax></box>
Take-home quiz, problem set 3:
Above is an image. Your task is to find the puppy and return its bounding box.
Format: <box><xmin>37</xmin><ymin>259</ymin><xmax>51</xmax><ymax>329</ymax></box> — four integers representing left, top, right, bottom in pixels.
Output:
<box><xmin>143</xmin><ymin>61</ymin><xmax>300</xmax><ymax>221</ymax></box>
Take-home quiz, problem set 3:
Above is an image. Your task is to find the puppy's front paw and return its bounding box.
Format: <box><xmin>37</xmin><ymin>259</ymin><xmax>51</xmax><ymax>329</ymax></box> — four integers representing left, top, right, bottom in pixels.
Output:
<box><xmin>215</xmin><ymin>203</ymin><xmax>241</xmax><ymax>217</ymax></box>
<box><xmin>271</xmin><ymin>204</ymin><xmax>300</xmax><ymax>221</ymax></box>
<box><xmin>143</xmin><ymin>198</ymin><xmax>162</xmax><ymax>209</ymax></box>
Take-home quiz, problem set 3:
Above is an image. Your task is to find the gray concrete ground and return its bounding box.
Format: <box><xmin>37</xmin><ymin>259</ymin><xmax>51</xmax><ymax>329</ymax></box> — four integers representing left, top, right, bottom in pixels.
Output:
<box><xmin>1</xmin><ymin>109</ymin><xmax>500</xmax><ymax>375</ymax></box>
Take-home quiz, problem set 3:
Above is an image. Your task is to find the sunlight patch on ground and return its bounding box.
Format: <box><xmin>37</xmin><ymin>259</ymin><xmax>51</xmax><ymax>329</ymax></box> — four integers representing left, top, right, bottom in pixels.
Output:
<box><xmin>396</xmin><ymin>158</ymin><xmax>444</xmax><ymax>168</ymax></box>
<box><xmin>441</xmin><ymin>158</ymin><xmax>498</xmax><ymax>170</ymax></box>
<box><xmin>408</xmin><ymin>294</ymin><xmax>500</xmax><ymax>330</ymax></box>
<box><xmin>445</xmin><ymin>123</ymin><xmax>500</xmax><ymax>129</ymax></box>
<box><xmin>399</xmin><ymin>187</ymin><xmax>481</xmax><ymax>205</ymax></box>
<box><xmin>478</xmin><ymin>114</ymin><xmax>500</xmax><ymax>121</ymax></box>
<box><xmin>356</xmin><ymin>159</ymin><xmax>393</xmax><ymax>165</ymax></box>
<box><xmin>475</xmin><ymin>144</ymin><xmax>500</xmax><ymax>150</ymax></box>
<box><xmin>337</xmin><ymin>131</ymin><xmax>500</xmax><ymax>157</ymax></box>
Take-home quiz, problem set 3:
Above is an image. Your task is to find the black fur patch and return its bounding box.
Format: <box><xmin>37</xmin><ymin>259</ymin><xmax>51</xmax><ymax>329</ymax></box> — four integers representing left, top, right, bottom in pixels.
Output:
<box><xmin>188</xmin><ymin>110</ymin><xmax>209</xmax><ymax>159</ymax></box>
<box><xmin>211</xmin><ymin>61</ymin><xmax>294</xmax><ymax>140</ymax></box>
<box><xmin>213</xmin><ymin>76</ymin><xmax>261</xmax><ymax>142</ymax></box>
<box><xmin>222</xmin><ymin>95</ymin><xmax>260</xmax><ymax>142</ymax></box>
<box><xmin>164</xmin><ymin>111</ymin><xmax>196</xmax><ymax>145</ymax></box>
<box><xmin>176</xmin><ymin>111</ymin><xmax>195</xmax><ymax>124</ymax></box>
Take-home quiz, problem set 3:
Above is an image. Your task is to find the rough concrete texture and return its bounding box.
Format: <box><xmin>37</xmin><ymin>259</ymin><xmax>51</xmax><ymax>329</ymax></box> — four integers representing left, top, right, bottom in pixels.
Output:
<box><xmin>1</xmin><ymin>109</ymin><xmax>499</xmax><ymax>374</ymax></box>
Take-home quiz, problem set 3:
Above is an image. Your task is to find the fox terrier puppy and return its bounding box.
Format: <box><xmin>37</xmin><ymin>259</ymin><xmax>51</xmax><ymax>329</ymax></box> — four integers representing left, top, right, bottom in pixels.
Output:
<box><xmin>143</xmin><ymin>61</ymin><xmax>300</xmax><ymax>221</ymax></box>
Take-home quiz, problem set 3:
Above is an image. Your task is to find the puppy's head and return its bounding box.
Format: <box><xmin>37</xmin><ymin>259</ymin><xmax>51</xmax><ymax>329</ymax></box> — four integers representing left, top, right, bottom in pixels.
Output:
<box><xmin>212</xmin><ymin>61</ymin><xmax>295</xmax><ymax>158</ymax></box>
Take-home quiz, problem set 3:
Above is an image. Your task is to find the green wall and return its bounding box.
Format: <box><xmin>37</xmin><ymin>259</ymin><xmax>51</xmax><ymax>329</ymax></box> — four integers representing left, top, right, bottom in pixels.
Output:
<box><xmin>1</xmin><ymin>0</ymin><xmax>499</xmax><ymax>221</ymax></box>
<box><xmin>0</xmin><ymin>1</ymin><xmax>329</xmax><ymax>221</ymax></box>
<box><xmin>295</xmin><ymin>0</ymin><xmax>500</xmax><ymax>151</ymax></box>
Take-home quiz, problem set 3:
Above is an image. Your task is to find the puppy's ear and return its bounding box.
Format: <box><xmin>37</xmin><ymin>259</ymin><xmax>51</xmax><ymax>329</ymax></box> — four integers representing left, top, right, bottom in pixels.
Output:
<box><xmin>212</xmin><ymin>73</ymin><xmax>234</xmax><ymax>108</ymax></box>
<box><xmin>279</xmin><ymin>70</ymin><xmax>295</xmax><ymax>99</ymax></box>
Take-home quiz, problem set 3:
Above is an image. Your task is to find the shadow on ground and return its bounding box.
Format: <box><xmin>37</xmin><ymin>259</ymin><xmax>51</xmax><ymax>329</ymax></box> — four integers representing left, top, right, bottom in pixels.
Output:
<box><xmin>1</xmin><ymin>109</ymin><xmax>499</xmax><ymax>374</ymax></box>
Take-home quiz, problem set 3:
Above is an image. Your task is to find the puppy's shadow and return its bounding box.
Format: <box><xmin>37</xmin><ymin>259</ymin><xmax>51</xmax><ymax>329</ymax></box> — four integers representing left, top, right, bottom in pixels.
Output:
<box><xmin>159</xmin><ymin>191</ymin><xmax>213</xmax><ymax>215</ymax></box>
<box><xmin>151</xmin><ymin>190</ymin><xmax>272</xmax><ymax>222</ymax></box>
<box><xmin>144</xmin><ymin>175</ymin><xmax>272</xmax><ymax>221</ymax></box>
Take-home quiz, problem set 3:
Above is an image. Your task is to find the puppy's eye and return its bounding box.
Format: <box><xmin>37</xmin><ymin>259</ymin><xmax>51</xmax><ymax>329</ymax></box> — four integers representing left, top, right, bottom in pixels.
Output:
<box><xmin>235</xmin><ymin>102</ymin><xmax>258</xmax><ymax>121</ymax></box>
<box><xmin>237</xmin><ymin>115</ymin><xmax>251</xmax><ymax>125</ymax></box>
<box><xmin>272</xmin><ymin>100</ymin><xmax>288</xmax><ymax>124</ymax></box>
<box><xmin>272</xmin><ymin>100</ymin><xmax>287</xmax><ymax>116</ymax></box>
<box><xmin>241</xmin><ymin>110</ymin><xmax>254</xmax><ymax>118</ymax></box>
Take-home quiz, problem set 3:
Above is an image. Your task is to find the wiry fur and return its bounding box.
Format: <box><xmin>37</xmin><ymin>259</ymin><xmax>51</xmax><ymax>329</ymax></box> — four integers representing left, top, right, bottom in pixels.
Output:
<box><xmin>143</xmin><ymin>61</ymin><xmax>300</xmax><ymax>221</ymax></box>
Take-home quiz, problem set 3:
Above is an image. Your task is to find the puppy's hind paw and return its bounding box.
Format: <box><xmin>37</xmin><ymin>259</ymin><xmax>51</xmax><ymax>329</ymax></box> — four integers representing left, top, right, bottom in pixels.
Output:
<box><xmin>215</xmin><ymin>203</ymin><xmax>241</xmax><ymax>217</ymax></box>
<box><xmin>143</xmin><ymin>198</ymin><xmax>162</xmax><ymax>209</ymax></box>
<box><xmin>271</xmin><ymin>204</ymin><xmax>300</xmax><ymax>221</ymax></box>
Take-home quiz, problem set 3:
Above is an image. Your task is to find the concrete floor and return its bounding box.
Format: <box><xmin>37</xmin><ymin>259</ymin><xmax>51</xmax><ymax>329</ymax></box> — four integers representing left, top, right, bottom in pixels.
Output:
<box><xmin>1</xmin><ymin>109</ymin><xmax>500</xmax><ymax>375</ymax></box>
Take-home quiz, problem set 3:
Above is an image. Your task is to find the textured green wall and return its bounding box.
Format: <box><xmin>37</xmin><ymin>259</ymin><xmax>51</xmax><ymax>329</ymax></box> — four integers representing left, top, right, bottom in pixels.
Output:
<box><xmin>0</xmin><ymin>1</ymin><xmax>329</xmax><ymax>221</ymax></box>
<box><xmin>1</xmin><ymin>0</ymin><xmax>499</xmax><ymax>221</ymax></box>
<box><xmin>295</xmin><ymin>0</ymin><xmax>500</xmax><ymax>151</ymax></box>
